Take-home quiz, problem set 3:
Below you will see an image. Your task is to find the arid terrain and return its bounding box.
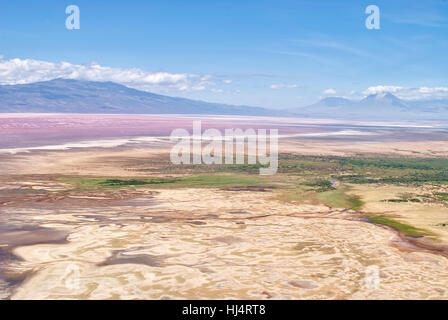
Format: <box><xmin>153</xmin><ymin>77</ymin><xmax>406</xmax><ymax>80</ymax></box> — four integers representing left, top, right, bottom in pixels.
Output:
<box><xmin>1</xmin><ymin>114</ymin><xmax>448</xmax><ymax>300</ymax></box>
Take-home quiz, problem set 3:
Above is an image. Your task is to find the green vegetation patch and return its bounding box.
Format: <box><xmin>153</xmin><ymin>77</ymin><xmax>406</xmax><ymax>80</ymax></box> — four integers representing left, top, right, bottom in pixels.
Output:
<box><xmin>142</xmin><ymin>162</ymin><xmax>272</xmax><ymax>175</ymax></box>
<box><xmin>383</xmin><ymin>192</ymin><xmax>422</xmax><ymax>203</ymax></box>
<box><xmin>58</xmin><ymin>155</ymin><xmax>448</xmax><ymax>211</ymax></box>
<box><xmin>277</xmin><ymin>155</ymin><xmax>448</xmax><ymax>186</ymax></box>
<box><xmin>317</xmin><ymin>190</ymin><xmax>364</xmax><ymax>211</ymax></box>
<box><xmin>276</xmin><ymin>182</ymin><xmax>363</xmax><ymax>211</ymax></box>
<box><xmin>364</xmin><ymin>214</ymin><xmax>429</xmax><ymax>237</ymax></box>
<box><xmin>433</xmin><ymin>192</ymin><xmax>448</xmax><ymax>201</ymax></box>
<box><xmin>137</xmin><ymin>154</ymin><xmax>448</xmax><ymax>186</ymax></box>
<box><xmin>60</xmin><ymin>174</ymin><xmax>274</xmax><ymax>191</ymax></box>
<box><xmin>59</xmin><ymin>177</ymin><xmax>180</xmax><ymax>190</ymax></box>
<box><xmin>173</xmin><ymin>174</ymin><xmax>271</xmax><ymax>188</ymax></box>
<box><xmin>384</xmin><ymin>198</ymin><xmax>421</xmax><ymax>203</ymax></box>
<box><xmin>99</xmin><ymin>178</ymin><xmax>179</xmax><ymax>186</ymax></box>
<box><xmin>305</xmin><ymin>179</ymin><xmax>335</xmax><ymax>192</ymax></box>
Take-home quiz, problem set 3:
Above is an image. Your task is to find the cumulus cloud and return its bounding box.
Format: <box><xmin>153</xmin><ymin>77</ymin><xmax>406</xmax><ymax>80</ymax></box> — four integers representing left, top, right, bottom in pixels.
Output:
<box><xmin>270</xmin><ymin>83</ymin><xmax>299</xmax><ymax>90</ymax></box>
<box><xmin>363</xmin><ymin>86</ymin><xmax>403</xmax><ymax>95</ymax></box>
<box><xmin>222</xmin><ymin>79</ymin><xmax>232</xmax><ymax>84</ymax></box>
<box><xmin>323</xmin><ymin>88</ymin><xmax>336</xmax><ymax>95</ymax></box>
<box><xmin>0</xmin><ymin>56</ymin><xmax>215</xmax><ymax>93</ymax></box>
<box><xmin>363</xmin><ymin>85</ymin><xmax>448</xmax><ymax>100</ymax></box>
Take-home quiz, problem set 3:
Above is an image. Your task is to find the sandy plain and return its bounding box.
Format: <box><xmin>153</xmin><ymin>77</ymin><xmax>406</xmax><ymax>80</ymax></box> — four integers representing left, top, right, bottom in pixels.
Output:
<box><xmin>1</xmin><ymin>115</ymin><xmax>448</xmax><ymax>300</ymax></box>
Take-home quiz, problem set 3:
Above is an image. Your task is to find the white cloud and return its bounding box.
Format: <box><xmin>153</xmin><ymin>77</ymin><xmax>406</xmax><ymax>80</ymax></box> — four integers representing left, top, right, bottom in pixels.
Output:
<box><xmin>222</xmin><ymin>79</ymin><xmax>232</xmax><ymax>84</ymax></box>
<box><xmin>418</xmin><ymin>87</ymin><xmax>448</xmax><ymax>94</ymax></box>
<box><xmin>363</xmin><ymin>85</ymin><xmax>448</xmax><ymax>100</ymax></box>
<box><xmin>363</xmin><ymin>86</ymin><xmax>403</xmax><ymax>95</ymax></box>
<box><xmin>323</xmin><ymin>88</ymin><xmax>336</xmax><ymax>95</ymax></box>
<box><xmin>0</xmin><ymin>56</ymin><xmax>214</xmax><ymax>93</ymax></box>
<box><xmin>270</xmin><ymin>83</ymin><xmax>299</xmax><ymax>90</ymax></box>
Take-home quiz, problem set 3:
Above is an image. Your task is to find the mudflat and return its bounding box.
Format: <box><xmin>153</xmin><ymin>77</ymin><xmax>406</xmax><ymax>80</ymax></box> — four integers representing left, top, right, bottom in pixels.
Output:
<box><xmin>1</xmin><ymin>115</ymin><xmax>448</xmax><ymax>300</ymax></box>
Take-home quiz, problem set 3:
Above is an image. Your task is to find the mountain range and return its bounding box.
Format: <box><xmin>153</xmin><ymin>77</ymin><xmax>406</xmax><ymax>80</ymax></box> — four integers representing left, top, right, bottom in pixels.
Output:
<box><xmin>0</xmin><ymin>79</ymin><xmax>276</xmax><ymax>116</ymax></box>
<box><xmin>0</xmin><ymin>79</ymin><xmax>447</xmax><ymax>121</ymax></box>
<box><xmin>293</xmin><ymin>92</ymin><xmax>448</xmax><ymax>120</ymax></box>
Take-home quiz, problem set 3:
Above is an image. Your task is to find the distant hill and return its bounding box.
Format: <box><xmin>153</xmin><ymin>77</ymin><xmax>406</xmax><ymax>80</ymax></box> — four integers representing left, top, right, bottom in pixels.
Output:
<box><xmin>1</xmin><ymin>79</ymin><xmax>447</xmax><ymax>121</ymax></box>
<box><xmin>0</xmin><ymin>79</ymin><xmax>277</xmax><ymax>116</ymax></box>
<box><xmin>292</xmin><ymin>92</ymin><xmax>448</xmax><ymax>120</ymax></box>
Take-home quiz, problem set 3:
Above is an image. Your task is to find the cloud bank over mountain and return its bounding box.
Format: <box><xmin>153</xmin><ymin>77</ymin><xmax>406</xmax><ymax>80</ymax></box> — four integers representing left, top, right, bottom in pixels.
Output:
<box><xmin>0</xmin><ymin>56</ymin><xmax>447</xmax><ymax>109</ymax></box>
<box><xmin>0</xmin><ymin>56</ymin><xmax>214</xmax><ymax>93</ymax></box>
<box><xmin>363</xmin><ymin>85</ymin><xmax>448</xmax><ymax>100</ymax></box>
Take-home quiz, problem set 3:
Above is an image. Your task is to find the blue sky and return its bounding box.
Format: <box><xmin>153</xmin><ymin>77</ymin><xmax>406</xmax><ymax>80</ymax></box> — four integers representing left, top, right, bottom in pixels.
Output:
<box><xmin>0</xmin><ymin>0</ymin><xmax>447</xmax><ymax>109</ymax></box>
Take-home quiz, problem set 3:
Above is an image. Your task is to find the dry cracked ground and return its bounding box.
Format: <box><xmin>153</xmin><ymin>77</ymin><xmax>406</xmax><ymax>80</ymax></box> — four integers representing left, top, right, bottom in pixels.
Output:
<box><xmin>1</xmin><ymin>141</ymin><xmax>448</xmax><ymax>300</ymax></box>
